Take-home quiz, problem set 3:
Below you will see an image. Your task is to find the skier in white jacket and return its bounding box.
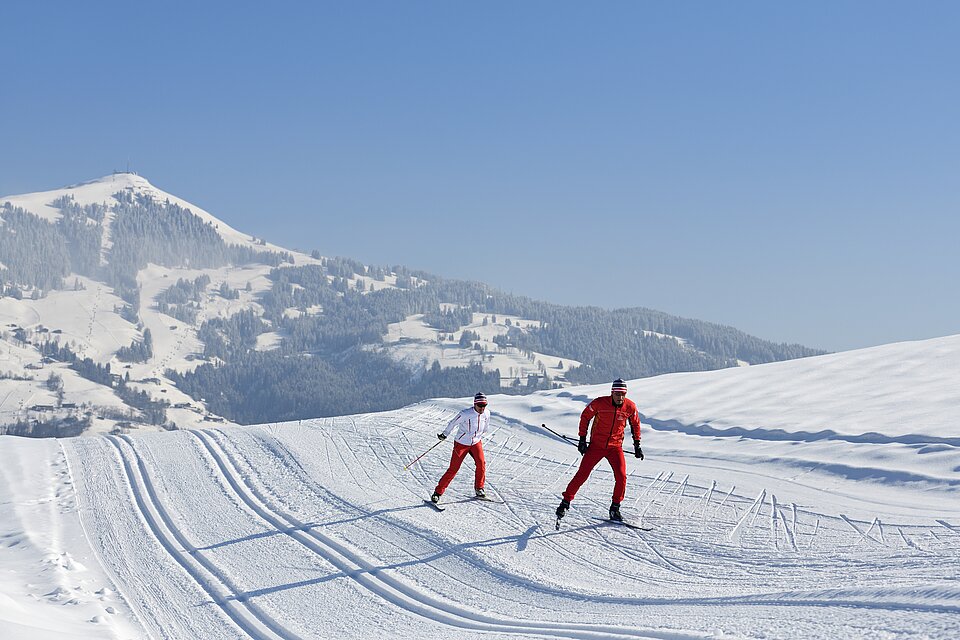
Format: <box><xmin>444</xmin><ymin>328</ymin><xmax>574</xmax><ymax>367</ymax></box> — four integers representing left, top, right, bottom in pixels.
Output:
<box><xmin>431</xmin><ymin>392</ymin><xmax>490</xmax><ymax>502</ymax></box>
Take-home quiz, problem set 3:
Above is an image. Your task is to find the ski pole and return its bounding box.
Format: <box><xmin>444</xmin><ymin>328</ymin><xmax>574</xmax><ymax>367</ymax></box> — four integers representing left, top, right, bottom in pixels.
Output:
<box><xmin>403</xmin><ymin>438</ymin><xmax>445</xmax><ymax>471</ymax></box>
<box><xmin>540</xmin><ymin>423</ymin><xmax>631</xmax><ymax>453</ymax></box>
<box><xmin>540</xmin><ymin>423</ymin><xmax>579</xmax><ymax>445</ymax></box>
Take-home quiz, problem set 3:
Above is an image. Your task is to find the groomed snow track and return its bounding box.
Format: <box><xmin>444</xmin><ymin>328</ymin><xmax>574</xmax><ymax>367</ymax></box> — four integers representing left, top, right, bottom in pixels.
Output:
<box><xmin>59</xmin><ymin>406</ymin><xmax>960</xmax><ymax>639</ymax></box>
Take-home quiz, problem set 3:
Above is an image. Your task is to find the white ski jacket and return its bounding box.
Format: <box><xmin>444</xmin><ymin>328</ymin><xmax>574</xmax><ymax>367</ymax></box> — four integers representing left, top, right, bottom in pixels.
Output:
<box><xmin>442</xmin><ymin>407</ymin><xmax>490</xmax><ymax>446</ymax></box>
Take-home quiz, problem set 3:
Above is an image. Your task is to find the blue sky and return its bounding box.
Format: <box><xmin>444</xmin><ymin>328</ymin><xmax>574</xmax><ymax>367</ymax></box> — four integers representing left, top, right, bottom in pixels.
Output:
<box><xmin>2</xmin><ymin>2</ymin><xmax>958</xmax><ymax>352</ymax></box>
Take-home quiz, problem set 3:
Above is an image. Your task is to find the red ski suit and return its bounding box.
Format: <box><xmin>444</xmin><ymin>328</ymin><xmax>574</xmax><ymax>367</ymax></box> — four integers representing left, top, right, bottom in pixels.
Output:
<box><xmin>562</xmin><ymin>396</ymin><xmax>641</xmax><ymax>505</ymax></box>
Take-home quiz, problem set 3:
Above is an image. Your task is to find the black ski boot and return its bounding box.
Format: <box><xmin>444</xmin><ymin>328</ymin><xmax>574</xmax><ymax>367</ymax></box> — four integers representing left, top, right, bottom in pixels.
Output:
<box><xmin>555</xmin><ymin>499</ymin><xmax>570</xmax><ymax>530</ymax></box>
<box><xmin>475</xmin><ymin>488</ymin><xmax>486</xmax><ymax>498</ymax></box>
<box><xmin>609</xmin><ymin>502</ymin><xmax>623</xmax><ymax>522</ymax></box>
<box><xmin>431</xmin><ymin>492</ymin><xmax>441</xmax><ymax>504</ymax></box>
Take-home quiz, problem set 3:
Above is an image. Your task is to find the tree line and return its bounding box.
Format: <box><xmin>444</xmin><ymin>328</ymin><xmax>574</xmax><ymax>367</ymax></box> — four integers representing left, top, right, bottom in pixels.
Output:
<box><xmin>170</xmin><ymin>260</ymin><xmax>824</xmax><ymax>423</ymax></box>
<box><xmin>168</xmin><ymin>349</ymin><xmax>501</xmax><ymax>424</ymax></box>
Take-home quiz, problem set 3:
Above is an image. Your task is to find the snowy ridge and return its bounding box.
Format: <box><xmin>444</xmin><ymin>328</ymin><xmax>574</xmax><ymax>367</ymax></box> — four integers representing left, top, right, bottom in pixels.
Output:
<box><xmin>627</xmin><ymin>334</ymin><xmax>960</xmax><ymax>440</ymax></box>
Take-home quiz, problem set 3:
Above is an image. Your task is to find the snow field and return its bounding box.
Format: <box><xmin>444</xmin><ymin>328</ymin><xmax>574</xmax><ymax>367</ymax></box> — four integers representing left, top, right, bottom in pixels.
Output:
<box><xmin>0</xmin><ymin>438</ymin><xmax>140</xmax><ymax>639</ymax></box>
<box><xmin>381</xmin><ymin>312</ymin><xmax>583</xmax><ymax>386</ymax></box>
<box><xmin>2</xmin><ymin>334</ymin><xmax>960</xmax><ymax>638</ymax></box>
<box><xmin>43</xmin><ymin>400</ymin><xmax>960</xmax><ymax>639</ymax></box>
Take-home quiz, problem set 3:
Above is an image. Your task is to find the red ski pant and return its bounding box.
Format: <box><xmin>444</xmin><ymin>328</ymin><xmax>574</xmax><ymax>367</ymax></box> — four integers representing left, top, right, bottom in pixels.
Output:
<box><xmin>434</xmin><ymin>441</ymin><xmax>486</xmax><ymax>495</ymax></box>
<box><xmin>562</xmin><ymin>445</ymin><xmax>627</xmax><ymax>504</ymax></box>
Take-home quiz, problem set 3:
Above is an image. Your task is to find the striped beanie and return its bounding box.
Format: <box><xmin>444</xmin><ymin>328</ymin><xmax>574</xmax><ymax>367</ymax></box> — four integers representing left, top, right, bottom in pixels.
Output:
<box><xmin>473</xmin><ymin>392</ymin><xmax>488</xmax><ymax>406</ymax></box>
<box><xmin>611</xmin><ymin>378</ymin><xmax>627</xmax><ymax>394</ymax></box>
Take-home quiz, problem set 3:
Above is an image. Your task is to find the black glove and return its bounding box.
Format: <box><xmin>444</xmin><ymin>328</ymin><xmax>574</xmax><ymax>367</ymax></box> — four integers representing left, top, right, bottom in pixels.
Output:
<box><xmin>437</xmin><ymin>433</ymin><xmax>447</xmax><ymax>441</ymax></box>
<box><xmin>634</xmin><ymin>439</ymin><xmax>644</xmax><ymax>460</ymax></box>
<box><xmin>578</xmin><ymin>436</ymin><xmax>588</xmax><ymax>455</ymax></box>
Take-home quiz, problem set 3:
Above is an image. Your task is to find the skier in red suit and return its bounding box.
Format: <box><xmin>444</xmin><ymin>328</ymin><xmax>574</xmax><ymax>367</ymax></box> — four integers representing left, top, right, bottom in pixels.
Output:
<box><xmin>556</xmin><ymin>378</ymin><xmax>644</xmax><ymax>522</ymax></box>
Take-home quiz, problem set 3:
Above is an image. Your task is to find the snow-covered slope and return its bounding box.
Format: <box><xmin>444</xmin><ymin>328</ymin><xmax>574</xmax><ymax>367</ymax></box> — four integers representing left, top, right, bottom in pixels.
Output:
<box><xmin>379</xmin><ymin>311</ymin><xmax>584</xmax><ymax>386</ymax></box>
<box><xmin>0</xmin><ymin>174</ymin><xmax>320</xmax><ymax>433</ymax></box>
<box><xmin>2</xmin><ymin>336</ymin><xmax>958</xmax><ymax>639</ymax></box>
<box><xmin>0</xmin><ymin>174</ymin><xmax>339</xmax><ymax>433</ymax></box>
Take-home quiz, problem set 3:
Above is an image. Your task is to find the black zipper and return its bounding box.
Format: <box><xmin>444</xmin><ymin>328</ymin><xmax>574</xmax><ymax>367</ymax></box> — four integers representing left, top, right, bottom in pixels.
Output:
<box><xmin>606</xmin><ymin>400</ymin><xmax>620</xmax><ymax>448</ymax></box>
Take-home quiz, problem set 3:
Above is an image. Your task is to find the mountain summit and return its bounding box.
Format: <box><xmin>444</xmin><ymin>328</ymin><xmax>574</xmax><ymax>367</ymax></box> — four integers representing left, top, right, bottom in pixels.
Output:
<box><xmin>2</xmin><ymin>173</ymin><xmax>274</xmax><ymax>250</ymax></box>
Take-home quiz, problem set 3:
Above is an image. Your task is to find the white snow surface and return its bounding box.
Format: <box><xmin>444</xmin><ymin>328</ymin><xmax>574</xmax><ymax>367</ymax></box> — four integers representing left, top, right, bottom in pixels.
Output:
<box><xmin>2</xmin><ymin>336</ymin><xmax>959</xmax><ymax>639</ymax></box>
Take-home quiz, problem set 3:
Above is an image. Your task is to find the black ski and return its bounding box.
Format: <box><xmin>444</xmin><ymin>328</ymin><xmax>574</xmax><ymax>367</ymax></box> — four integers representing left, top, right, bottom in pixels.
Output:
<box><xmin>592</xmin><ymin>517</ymin><xmax>652</xmax><ymax>531</ymax></box>
<box><xmin>471</xmin><ymin>495</ymin><xmax>504</xmax><ymax>504</ymax></box>
<box><xmin>424</xmin><ymin>499</ymin><xmax>445</xmax><ymax>512</ymax></box>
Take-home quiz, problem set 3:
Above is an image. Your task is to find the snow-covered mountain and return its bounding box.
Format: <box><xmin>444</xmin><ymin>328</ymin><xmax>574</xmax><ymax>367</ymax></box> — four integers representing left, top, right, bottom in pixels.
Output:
<box><xmin>1</xmin><ymin>173</ymin><xmax>277</xmax><ymax>250</ymax></box>
<box><xmin>1</xmin><ymin>174</ymin><xmax>312</xmax><ymax>434</ymax></box>
<box><xmin>1</xmin><ymin>174</ymin><xmax>823</xmax><ymax>437</ymax></box>
<box><xmin>0</xmin><ymin>174</ymin><xmax>476</xmax><ymax>433</ymax></box>
<box><xmin>1</xmin><ymin>335</ymin><xmax>958</xmax><ymax>639</ymax></box>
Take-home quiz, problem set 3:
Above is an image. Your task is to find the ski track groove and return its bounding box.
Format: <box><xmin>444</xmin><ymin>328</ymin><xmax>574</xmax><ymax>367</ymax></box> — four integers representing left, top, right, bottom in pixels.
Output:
<box><xmin>218</xmin><ymin>416</ymin><xmax>794</xmax><ymax>612</ymax></box>
<box><xmin>340</xmin><ymin>415</ymin><xmax>650</xmax><ymax>597</ymax></box>
<box><xmin>284</xmin><ymin>425</ymin><xmax>492</xmax><ymax>598</ymax></box>
<box><xmin>210</xmin><ymin>423</ymin><xmax>659</xmax><ymax>612</ymax></box>
<box><xmin>489</xmin><ymin>478</ymin><xmax>625</xmax><ymax>584</ymax></box>
<box><xmin>167</xmin><ymin>409</ymin><xmax>960</xmax><ymax>625</ymax></box>
<box><xmin>337</xmin><ymin>422</ymin><xmax>554</xmax><ymax>603</ymax></box>
<box><xmin>436</xmin><ymin>420</ymin><xmax>665</xmax><ymax>584</ymax></box>
<box><xmin>579</xmin><ymin>494</ymin><xmax>697</xmax><ymax>581</ymax></box>
<box><xmin>418</xmin><ymin>413</ymin><xmax>710</xmax><ymax>588</ymax></box>
<box><xmin>189</xmin><ymin>429</ymin><xmax>703</xmax><ymax>640</ymax></box>
<box><xmin>334</xmin><ymin>430</ymin><xmax>382</xmax><ymax>498</ymax></box>
<box><xmin>585</xmin><ymin>521</ymin><xmax>685</xmax><ymax>582</ymax></box>
<box><xmin>326</xmin><ymin>430</ymin><xmax>372</xmax><ymax>498</ymax></box>
<box><xmin>60</xmin><ymin>440</ymin><xmax>154</xmax><ymax>639</ymax></box>
<box><xmin>107</xmin><ymin>435</ymin><xmax>296</xmax><ymax>640</ymax></box>
<box><xmin>384</xmin><ymin>430</ymin><xmax>438</xmax><ymax>500</ymax></box>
